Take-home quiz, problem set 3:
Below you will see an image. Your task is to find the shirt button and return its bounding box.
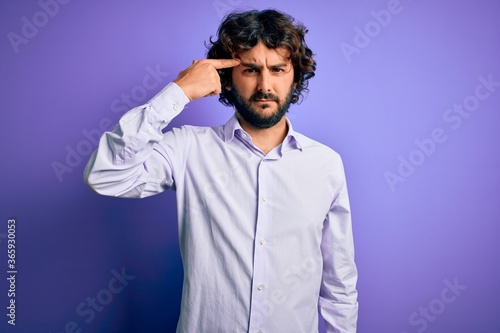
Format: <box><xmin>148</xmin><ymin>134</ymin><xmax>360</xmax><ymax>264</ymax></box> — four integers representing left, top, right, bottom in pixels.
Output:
<box><xmin>262</xmin><ymin>196</ymin><xmax>267</xmax><ymax>202</ymax></box>
<box><xmin>147</xmin><ymin>128</ymin><xmax>153</xmax><ymax>134</ymax></box>
<box><xmin>260</xmin><ymin>239</ymin><xmax>265</xmax><ymax>246</ymax></box>
<box><xmin>173</xmin><ymin>104</ymin><xmax>179</xmax><ymax>111</ymax></box>
<box><xmin>257</xmin><ymin>284</ymin><xmax>264</xmax><ymax>291</ymax></box>
<box><xmin>242</xmin><ymin>133</ymin><xmax>247</xmax><ymax>139</ymax></box>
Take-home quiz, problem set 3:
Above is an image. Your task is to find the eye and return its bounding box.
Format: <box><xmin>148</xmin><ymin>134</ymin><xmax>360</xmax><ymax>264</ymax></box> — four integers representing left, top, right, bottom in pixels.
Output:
<box><xmin>244</xmin><ymin>68</ymin><xmax>258</xmax><ymax>73</ymax></box>
<box><xmin>271</xmin><ymin>68</ymin><xmax>284</xmax><ymax>73</ymax></box>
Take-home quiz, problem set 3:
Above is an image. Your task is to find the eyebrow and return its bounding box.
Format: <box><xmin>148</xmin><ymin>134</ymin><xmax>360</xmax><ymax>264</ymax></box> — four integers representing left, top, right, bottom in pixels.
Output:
<box><xmin>240</xmin><ymin>62</ymin><xmax>289</xmax><ymax>69</ymax></box>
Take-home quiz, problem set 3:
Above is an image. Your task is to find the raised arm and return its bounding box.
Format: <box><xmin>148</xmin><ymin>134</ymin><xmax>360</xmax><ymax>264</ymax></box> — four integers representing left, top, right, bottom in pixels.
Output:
<box><xmin>83</xmin><ymin>59</ymin><xmax>239</xmax><ymax>198</ymax></box>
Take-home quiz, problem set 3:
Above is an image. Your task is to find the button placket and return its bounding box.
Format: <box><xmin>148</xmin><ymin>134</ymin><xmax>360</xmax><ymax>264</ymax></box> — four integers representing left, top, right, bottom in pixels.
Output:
<box><xmin>248</xmin><ymin>159</ymin><xmax>272</xmax><ymax>332</ymax></box>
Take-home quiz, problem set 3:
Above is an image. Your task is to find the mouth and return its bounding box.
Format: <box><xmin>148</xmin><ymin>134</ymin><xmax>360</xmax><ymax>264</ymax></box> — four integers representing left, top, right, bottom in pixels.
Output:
<box><xmin>253</xmin><ymin>99</ymin><xmax>276</xmax><ymax>103</ymax></box>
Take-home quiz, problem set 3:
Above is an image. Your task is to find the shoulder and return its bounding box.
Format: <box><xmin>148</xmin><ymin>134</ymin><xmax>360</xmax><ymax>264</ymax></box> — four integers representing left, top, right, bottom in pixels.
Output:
<box><xmin>291</xmin><ymin>131</ymin><xmax>348</xmax><ymax>193</ymax></box>
<box><xmin>183</xmin><ymin>124</ymin><xmax>224</xmax><ymax>138</ymax></box>
<box><xmin>294</xmin><ymin>131</ymin><xmax>342</xmax><ymax>162</ymax></box>
<box><xmin>162</xmin><ymin>124</ymin><xmax>224</xmax><ymax>145</ymax></box>
<box><xmin>164</xmin><ymin>123</ymin><xmax>223</xmax><ymax>136</ymax></box>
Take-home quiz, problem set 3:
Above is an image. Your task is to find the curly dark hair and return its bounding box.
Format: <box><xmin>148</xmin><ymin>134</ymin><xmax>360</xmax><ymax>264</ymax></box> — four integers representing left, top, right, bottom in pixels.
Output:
<box><xmin>206</xmin><ymin>9</ymin><xmax>316</xmax><ymax>106</ymax></box>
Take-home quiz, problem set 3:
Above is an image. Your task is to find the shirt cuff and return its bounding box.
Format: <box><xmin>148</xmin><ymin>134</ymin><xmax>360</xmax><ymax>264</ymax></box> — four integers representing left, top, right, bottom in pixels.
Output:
<box><xmin>149</xmin><ymin>82</ymin><xmax>190</xmax><ymax>120</ymax></box>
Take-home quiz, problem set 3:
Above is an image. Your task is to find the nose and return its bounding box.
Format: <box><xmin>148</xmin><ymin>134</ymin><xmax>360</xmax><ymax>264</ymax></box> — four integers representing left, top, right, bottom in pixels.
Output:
<box><xmin>257</xmin><ymin>70</ymin><xmax>271</xmax><ymax>92</ymax></box>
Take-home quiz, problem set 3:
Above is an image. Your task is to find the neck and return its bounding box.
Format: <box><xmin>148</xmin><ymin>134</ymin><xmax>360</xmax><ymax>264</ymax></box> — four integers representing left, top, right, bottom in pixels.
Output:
<box><xmin>236</xmin><ymin>113</ymin><xmax>288</xmax><ymax>154</ymax></box>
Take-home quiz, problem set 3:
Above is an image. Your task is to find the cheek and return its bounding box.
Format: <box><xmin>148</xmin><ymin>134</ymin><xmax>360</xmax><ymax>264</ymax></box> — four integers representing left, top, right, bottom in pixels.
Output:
<box><xmin>231</xmin><ymin>74</ymin><xmax>245</xmax><ymax>87</ymax></box>
<box><xmin>278</xmin><ymin>80</ymin><xmax>295</xmax><ymax>96</ymax></box>
<box><xmin>235</xmin><ymin>78</ymin><xmax>256</xmax><ymax>94</ymax></box>
<box><xmin>280</xmin><ymin>73</ymin><xmax>295</xmax><ymax>89</ymax></box>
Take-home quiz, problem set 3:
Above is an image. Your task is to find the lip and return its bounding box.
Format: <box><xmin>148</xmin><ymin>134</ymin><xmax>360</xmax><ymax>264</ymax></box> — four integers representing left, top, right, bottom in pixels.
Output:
<box><xmin>254</xmin><ymin>99</ymin><xmax>275</xmax><ymax>103</ymax></box>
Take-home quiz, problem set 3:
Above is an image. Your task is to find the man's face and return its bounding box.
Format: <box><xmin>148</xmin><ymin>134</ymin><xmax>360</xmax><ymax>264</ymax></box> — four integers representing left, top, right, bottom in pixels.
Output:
<box><xmin>229</xmin><ymin>41</ymin><xmax>296</xmax><ymax>129</ymax></box>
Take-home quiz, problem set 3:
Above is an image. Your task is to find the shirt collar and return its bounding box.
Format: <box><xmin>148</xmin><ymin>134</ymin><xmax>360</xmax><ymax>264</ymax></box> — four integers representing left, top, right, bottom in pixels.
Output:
<box><xmin>223</xmin><ymin>113</ymin><xmax>303</xmax><ymax>153</ymax></box>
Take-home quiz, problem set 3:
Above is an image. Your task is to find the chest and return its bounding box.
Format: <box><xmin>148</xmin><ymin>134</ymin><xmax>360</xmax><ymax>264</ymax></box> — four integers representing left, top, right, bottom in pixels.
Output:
<box><xmin>182</xmin><ymin>140</ymin><xmax>338</xmax><ymax>225</ymax></box>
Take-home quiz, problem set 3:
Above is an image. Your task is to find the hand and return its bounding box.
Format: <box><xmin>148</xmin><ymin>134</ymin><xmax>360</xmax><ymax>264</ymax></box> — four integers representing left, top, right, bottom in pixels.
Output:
<box><xmin>174</xmin><ymin>59</ymin><xmax>240</xmax><ymax>101</ymax></box>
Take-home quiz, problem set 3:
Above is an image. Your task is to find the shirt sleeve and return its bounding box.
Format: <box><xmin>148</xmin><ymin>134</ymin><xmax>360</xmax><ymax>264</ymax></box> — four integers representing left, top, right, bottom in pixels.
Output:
<box><xmin>318</xmin><ymin>158</ymin><xmax>359</xmax><ymax>333</ymax></box>
<box><xmin>83</xmin><ymin>82</ymin><xmax>190</xmax><ymax>198</ymax></box>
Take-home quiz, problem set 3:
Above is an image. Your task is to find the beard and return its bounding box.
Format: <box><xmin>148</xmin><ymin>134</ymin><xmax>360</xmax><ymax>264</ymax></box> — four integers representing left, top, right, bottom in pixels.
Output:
<box><xmin>230</xmin><ymin>83</ymin><xmax>294</xmax><ymax>129</ymax></box>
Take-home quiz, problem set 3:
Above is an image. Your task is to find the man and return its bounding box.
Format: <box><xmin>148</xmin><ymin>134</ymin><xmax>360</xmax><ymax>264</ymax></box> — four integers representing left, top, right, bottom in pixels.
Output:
<box><xmin>84</xmin><ymin>9</ymin><xmax>358</xmax><ymax>333</ymax></box>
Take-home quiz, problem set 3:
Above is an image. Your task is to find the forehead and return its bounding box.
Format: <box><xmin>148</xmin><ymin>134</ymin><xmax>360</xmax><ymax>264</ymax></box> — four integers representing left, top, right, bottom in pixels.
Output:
<box><xmin>237</xmin><ymin>41</ymin><xmax>291</xmax><ymax>64</ymax></box>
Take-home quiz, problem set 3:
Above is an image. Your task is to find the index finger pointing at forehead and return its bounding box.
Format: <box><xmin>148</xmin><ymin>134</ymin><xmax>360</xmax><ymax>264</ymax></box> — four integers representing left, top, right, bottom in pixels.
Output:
<box><xmin>205</xmin><ymin>58</ymin><xmax>240</xmax><ymax>69</ymax></box>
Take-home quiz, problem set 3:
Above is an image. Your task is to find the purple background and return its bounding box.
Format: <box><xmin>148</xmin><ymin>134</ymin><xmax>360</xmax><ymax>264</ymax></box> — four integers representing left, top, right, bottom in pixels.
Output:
<box><xmin>1</xmin><ymin>0</ymin><xmax>499</xmax><ymax>332</ymax></box>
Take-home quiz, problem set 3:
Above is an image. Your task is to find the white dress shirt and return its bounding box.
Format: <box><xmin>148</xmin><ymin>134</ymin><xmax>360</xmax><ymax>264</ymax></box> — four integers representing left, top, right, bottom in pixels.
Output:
<box><xmin>84</xmin><ymin>82</ymin><xmax>358</xmax><ymax>333</ymax></box>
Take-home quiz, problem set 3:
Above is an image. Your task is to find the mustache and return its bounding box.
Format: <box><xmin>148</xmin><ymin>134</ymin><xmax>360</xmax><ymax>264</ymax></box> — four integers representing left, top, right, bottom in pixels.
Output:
<box><xmin>251</xmin><ymin>92</ymin><xmax>279</xmax><ymax>101</ymax></box>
